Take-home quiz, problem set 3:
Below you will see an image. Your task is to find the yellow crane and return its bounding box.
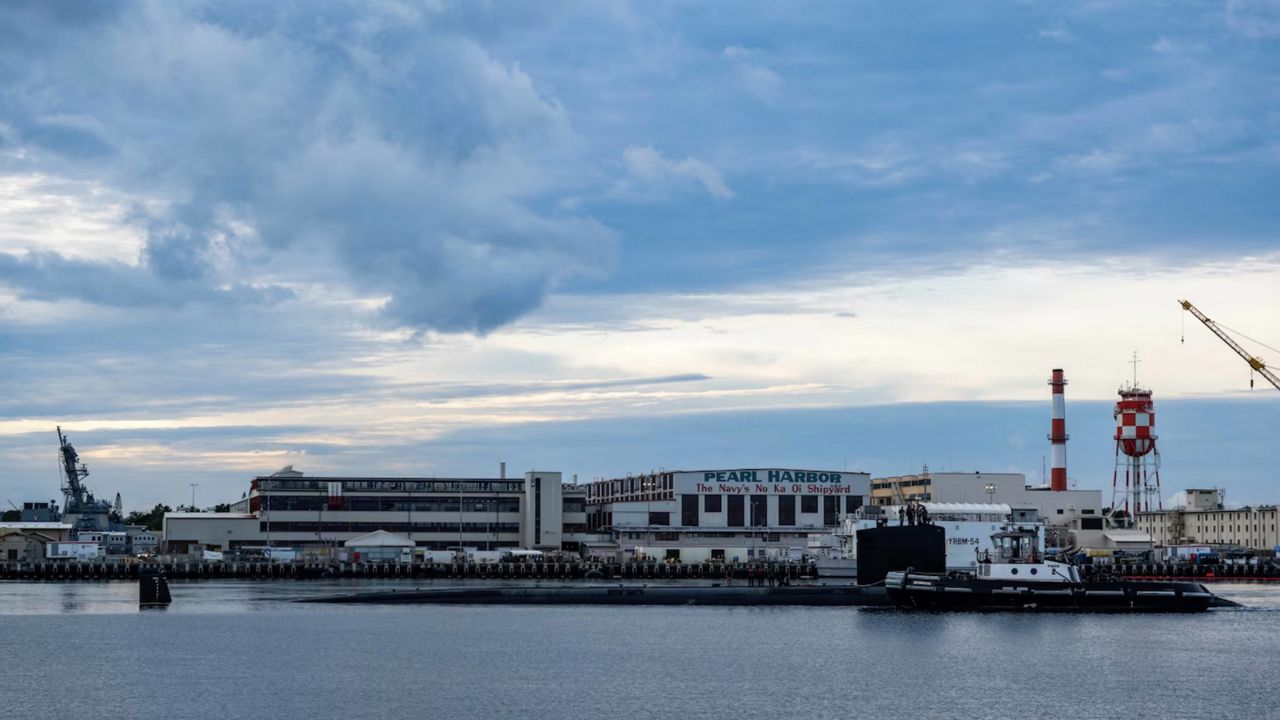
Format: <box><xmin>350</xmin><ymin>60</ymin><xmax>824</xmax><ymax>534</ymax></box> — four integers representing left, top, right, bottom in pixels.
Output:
<box><xmin>1179</xmin><ymin>299</ymin><xmax>1280</xmax><ymax>391</ymax></box>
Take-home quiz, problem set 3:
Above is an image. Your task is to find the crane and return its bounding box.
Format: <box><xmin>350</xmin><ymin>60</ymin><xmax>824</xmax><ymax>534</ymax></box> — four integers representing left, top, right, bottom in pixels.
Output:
<box><xmin>1179</xmin><ymin>299</ymin><xmax>1280</xmax><ymax>391</ymax></box>
<box><xmin>57</xmin><ymin>425</ymin><xmax>90</xmax><ymax>506</ymax></box>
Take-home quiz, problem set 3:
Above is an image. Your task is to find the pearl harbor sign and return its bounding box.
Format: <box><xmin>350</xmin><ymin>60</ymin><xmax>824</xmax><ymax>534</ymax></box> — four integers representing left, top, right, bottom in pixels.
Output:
<box><xmin>673</xmin><ymin>469</ymin><xmax>870</xmax><ymax>496</ymax></box>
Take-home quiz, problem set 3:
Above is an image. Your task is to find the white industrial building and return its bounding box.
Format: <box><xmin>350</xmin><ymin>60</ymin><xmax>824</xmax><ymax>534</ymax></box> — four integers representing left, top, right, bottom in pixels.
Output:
<box><xmin>584</xmin><ymin>468</ymin><xmax>871</xmax><ymax>562</ymax></box>
<box><xmin>163</xmin><ymin>466</ymin><xmax>581</xmax><ymax>555</ymax></box>
<box><xmin>867</xmin><ymin>470</ymin><xmax>1132</xmax><ymax>551</ymax></box>
<box><xmin>1135</xmin><ymin>489</ymin><xmax>1280</xmax><ymax>552</ymax></box>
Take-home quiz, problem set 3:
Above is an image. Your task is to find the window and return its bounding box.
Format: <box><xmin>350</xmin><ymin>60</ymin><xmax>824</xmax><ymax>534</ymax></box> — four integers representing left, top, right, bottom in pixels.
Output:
<box><xmin>823</xmin><ymin>496</ymin><xmax>837</xmax><ymax>526</ymax></box>
<box><xmin>727</xmin><ymin>495</ymin><xmax>745</xmax><ymax>527</ymax></box>
<box><xmin>750</xmin><ymin>495</ymin><xmax>768</xmax><ymax>527</ymax></box>
<box><xmin>777</xmin><ymin>495</ymin><xmax>796</xmax><ymax>526</ymax></box>
<box><xmin>801</xmin><ymin>495</ymin><xmax>818</xmax><ymax>514</ymax></box>
<box><xmin>648</xmin><ymin>512</ymin><xmax>670</xmax><ymax>526</ymax></box>
<box><xmin>704</xmin><ymin>494</ymin><xmax>722</xmax><ymax>513</ymax></box>
<box><xmin>681</xmin><ymin>495</ymin><xmax>699</xmax><ymax>527</ymax></box>
<box><xmin>845</xmin><ymin>495</ymin><xmax>863</xmax><ymax>514</ymax></box>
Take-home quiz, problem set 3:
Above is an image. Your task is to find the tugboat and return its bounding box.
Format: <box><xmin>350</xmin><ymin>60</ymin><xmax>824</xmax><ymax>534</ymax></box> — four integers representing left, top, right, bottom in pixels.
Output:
<box><xmin>885</xmin><ymin>526</ymin><xmax>1216</xmax><ymax>612</ymax></box>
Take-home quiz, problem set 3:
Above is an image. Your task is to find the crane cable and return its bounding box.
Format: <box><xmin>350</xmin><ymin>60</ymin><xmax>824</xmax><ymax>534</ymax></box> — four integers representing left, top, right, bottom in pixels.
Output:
<box><xmin>1179</xmin><ymin>304</ymin><xmax>1279</xmax><ymax>359</ymax></box>
<box><xmin>1214</xmin><ymin>321</ymin><xmax>1280</xmax><ymax>358</ymax></box>
<box><xmin>1179</xmin><ymin>301</ymin><xmax>1280</xmax><ymax>390</ymax></box>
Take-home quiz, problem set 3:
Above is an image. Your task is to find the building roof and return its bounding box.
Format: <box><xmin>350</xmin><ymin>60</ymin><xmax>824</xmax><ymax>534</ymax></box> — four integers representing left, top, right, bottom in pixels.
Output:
<box><xmin>0</xmin><ymin>528</ymin><xmax>61</xmax><ymax>543</ymax></box>
<box><xmin>0</xmin><ymin>522</ymin><xmax>72</xmax><ymax>530</ymax></box>
<box><xmin>1105</xmin><ymin>530</ymin><xmax>1153</xmax><ymax>543</ymax></box>
<box><xmin>343</xmin><ymin>530</ymin><xmax>415</xmax><ymax>548</ymax></box>
<box><xmin>890</xmin><ymin>502</ymin><xmax>1012</xmax><ymax>515</ymax></box>
<box><xmin>164</xmin><ymin>512</ymin><xmax>257</xmax><ymax>519</ymax></box>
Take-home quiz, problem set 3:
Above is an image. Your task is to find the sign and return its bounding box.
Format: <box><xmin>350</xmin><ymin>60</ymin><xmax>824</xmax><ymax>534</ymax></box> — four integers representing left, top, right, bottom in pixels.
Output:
<box><xmin>673</xmin><ymin>469</ymin><xmax>866</xmax><ymax>496</ymax></box>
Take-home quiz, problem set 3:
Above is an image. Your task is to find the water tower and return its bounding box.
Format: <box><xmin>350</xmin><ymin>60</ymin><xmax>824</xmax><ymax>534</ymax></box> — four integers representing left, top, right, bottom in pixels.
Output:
<box><xmin>1111</xmin><ymin>380</ymin><xmax>1162</xmax><ymax>517</ymax></box>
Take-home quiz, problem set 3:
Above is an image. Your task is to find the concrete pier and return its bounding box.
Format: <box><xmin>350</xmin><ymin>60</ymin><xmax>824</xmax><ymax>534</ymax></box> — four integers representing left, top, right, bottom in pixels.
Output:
<box><xmin>297</xmin><ymin>583</ymin><xmax>892</xmax><ymax>606</ymax></box>
<box><xmin>0</xmin><ymin>559</ymin><xmax>821</xmax><ymax>582</ymax></box>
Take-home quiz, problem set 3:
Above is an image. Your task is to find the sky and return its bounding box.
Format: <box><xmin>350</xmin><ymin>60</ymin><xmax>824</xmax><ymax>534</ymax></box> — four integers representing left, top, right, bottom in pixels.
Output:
<box><xmin>1</xmin><ymin>1</ymin><xmax>1278</xmax><ymax>512</ymax></box>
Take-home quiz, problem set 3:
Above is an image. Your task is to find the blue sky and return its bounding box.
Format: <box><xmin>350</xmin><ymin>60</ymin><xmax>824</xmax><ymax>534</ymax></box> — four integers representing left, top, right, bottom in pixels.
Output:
<box><xmin>1</xmin><ymin>1</ymin><xmax>1277</xmax><ymax>510</ymax></box>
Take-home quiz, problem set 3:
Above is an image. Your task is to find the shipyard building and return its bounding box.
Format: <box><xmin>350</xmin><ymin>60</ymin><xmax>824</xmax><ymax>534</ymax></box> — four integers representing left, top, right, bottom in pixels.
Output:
<box><xmin>164</xmin><ymin>466</ymin><xmax>580</xmax><ymax>555</ymax></box>
<box><xmin>1135</xmin><ymin>489</ymin><xmax>1280</xmax><ymax>552</ymax></box>
<box><xmin>163</xmin><ymin>466</ymin><xmax>869</xmax><ymax>562</ymax></box>
<box><xmin>583</xmin><ymin>468</ymin><xmax>871</xmax><ymax>562</ymax></box>
<box><xmin>868</xmin><ymin>470</ymin><xmax>1131</xmax><ymax>550</ymax></box>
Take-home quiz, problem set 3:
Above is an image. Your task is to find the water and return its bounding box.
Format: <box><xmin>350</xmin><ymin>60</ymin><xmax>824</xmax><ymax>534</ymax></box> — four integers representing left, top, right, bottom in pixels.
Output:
<box><xmin>3</xmin><ymin>580</ymin><xmax>1278</xmax><ymax>720</ymax></box>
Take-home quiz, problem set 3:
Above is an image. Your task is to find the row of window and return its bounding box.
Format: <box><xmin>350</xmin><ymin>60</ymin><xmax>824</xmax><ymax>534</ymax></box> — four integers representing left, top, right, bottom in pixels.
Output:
<box><xmin>586</xmin><ymin>473</ymin><xmax>674</xmax><ymax>500</ymax></box>
<box><xmin>870</xmin><ymin>478</ymin><xmax>931</xmax><ymax>490</ymax></box>
<box><xmin>259</xmin><ymin>522</ymin><xmax>521</xmax><ymax>534</ymax></box>
<box><xmin>255</xmin><ymin>479</ymin><xmax>525</xmax><ymax>494</ymax></box>
<box><xmin>227</xmin><ymin>539</ymin><xmax>522</xmax><ymax>551</ymax></box>
<box><xmin>592</xmin><ymin>494</ymin><xmax>864</xmax><ymax>529</ymax></box>
<box><xmin>259</xmin><ymin>495</ymin><xmax>523</xmax><ymax>513</ymax></box>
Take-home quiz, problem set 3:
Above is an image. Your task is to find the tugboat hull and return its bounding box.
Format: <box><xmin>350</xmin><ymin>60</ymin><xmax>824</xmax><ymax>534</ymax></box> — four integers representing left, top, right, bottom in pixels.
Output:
<box><xmin>884</xmin><ymin>571</ymin><xmax>1214</xmax><ymax>612</ymax></box>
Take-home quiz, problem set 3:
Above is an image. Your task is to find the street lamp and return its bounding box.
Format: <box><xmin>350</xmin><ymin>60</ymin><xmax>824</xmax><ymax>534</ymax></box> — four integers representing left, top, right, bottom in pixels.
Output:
<box><xmin>750</xmin><ymin>497</ymin><xmax>762</xmax><ymax>560</ymax></box>
<box><xmin>984</xmin><ymin>483</ymin><xmax>997</xmax><ymax>504</ymax></box>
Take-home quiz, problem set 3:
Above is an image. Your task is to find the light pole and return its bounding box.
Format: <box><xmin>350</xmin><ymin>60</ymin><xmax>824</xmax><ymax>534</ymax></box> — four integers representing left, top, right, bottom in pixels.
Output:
<box><xmin>750</xmin><ymin>497</ymin><xmax>759</xmax><ymax>560</ymax></box>
<box><xmin>985</xmin><ymin>483</ymin><xmax>997</xmax><ymax>504</ymax></box>
<box><xmin>189</xmin><ymin>483</ymin><xmax>198</xmax><ymax>511</ymax></box>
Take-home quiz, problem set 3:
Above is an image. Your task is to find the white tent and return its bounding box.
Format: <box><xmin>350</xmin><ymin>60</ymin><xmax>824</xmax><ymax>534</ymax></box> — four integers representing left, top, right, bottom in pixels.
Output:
<box><xmin>343</xmin><ymin>530</ymin><xmax>414</xmax><ymax>548</ymax></box>
<box><xmin>886</xmin><ymin>502</ymin><xmax>1012</xmax><ymax>517</ymax></box>
<box><xmin>1104</xmin><ymin>530</ymin><xmax>1153</xmax><ymax>551</ymax></box>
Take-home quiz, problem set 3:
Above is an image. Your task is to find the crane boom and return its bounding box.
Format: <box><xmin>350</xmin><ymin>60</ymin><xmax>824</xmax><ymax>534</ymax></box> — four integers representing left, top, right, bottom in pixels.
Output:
<box><xmin>1179</xmin><ymin>299</ymin><xmax>1280</xmax><ymax>391</ymax></box>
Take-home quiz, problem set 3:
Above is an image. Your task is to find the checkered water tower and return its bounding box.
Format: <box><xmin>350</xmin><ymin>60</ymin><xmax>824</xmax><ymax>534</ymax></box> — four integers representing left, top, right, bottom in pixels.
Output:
<box><xmin>1111</xmin><ymin>385</ymin><xmax>1162</xmax><ymax>515</ymax></box>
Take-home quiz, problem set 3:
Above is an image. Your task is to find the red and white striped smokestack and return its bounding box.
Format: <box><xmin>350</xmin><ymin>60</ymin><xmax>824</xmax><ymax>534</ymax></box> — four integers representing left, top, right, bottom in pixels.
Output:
<box><xmin>1048</xmin><ymin>368</ymin><xmax>1068</xmax><ymax>491</ymax></box>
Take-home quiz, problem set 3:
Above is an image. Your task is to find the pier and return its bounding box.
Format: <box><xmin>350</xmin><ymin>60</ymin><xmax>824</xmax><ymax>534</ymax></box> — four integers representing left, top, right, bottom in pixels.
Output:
<box><xmin>0</xmin><ymin>559</ymin><xmax>821</xmax><ymax>582</ymax></box>
<box><xmin>5</xmin><ymin>559</ymin><xmax>1277</xmax><ymax>582</ymax></box>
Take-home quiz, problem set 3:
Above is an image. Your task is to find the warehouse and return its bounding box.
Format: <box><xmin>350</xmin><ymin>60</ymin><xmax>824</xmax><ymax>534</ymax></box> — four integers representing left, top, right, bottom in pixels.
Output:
<box><xmin>584</xmin><ymin>467</ymin><xmax>871</xmax><ymax>562</ymax></box>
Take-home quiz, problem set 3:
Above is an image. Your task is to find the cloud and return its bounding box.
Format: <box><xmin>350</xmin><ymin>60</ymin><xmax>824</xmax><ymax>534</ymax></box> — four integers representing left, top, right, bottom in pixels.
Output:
<box><xmin>1038</xmin><ymin>26</ymin><xmax>1074</xmax><ymax>43</ymax></box>
<box><xmin>1225</xmin><ymin>0</ymin><xmax>1280</xmax><ymax>38</ymax></box>
<box><xmin>617</xmin><ymin>146</ymin><xmax>734</xmax><ymax>199</ymax></box>
<box><xmin>723</xmin><ymin>45</ymin><xmax>783</xmax><ymax>103</ymax></box>
<box><xmin>0</xmin><ymin>249</ymin><xmax>290</xmax><ymax>307</ymax></box>
<box><xmin>0</xmin><ymin>1</ymin><xmax>616</xmax><ymax>333</ymax></box>
<box><xmin>1054</xmin><ymin>149</ymin><xmax>1128</xmax><ymax>173</ymax></box>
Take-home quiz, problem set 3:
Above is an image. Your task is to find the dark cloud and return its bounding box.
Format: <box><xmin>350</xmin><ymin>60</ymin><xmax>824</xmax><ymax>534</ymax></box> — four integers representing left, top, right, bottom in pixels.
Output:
<box><xmin>0</xmin><ymin>250</ymin><xmax>289</xmax><ymax>307</ymax></box>
<box><xmin>0</xmin><ymin>1</ymin><xmax>615</xmax><ymax>333</ymax></box>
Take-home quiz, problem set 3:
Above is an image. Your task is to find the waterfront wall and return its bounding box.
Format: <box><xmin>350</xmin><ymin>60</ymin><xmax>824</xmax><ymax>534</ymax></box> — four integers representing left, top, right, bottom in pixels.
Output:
<box><xmin>0</xmin><ymin>559</ymin><xmax>819</xmax><ymax>582</ymax></box>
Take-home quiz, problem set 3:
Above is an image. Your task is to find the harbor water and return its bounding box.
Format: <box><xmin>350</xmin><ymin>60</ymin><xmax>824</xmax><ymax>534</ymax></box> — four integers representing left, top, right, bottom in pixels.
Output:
<box><xmin>4</xmin><ymin>580</ymin><xmax>1279</xmax><ymax>720</ymax></box>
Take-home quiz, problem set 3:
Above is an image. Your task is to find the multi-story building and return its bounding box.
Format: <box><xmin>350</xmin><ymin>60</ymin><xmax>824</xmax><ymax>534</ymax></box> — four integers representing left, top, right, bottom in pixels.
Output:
<box><xmin>584</xmin><ymin>467</ymin><xmax>871</xmax><ymax>562</ymax></box>
<box><xmin>164</xmin><ymin>466</ymin><xmax>574</xmax><ymax>554</ymax></box>
<box><xmin>1135</xmin><ymin>489</ymin><xmax>1280</xmax><ymax>551</ymax></box>
<box><xmin>871</xmin><ymin>471</ymin><xmax>1101</xmax><ymax>523</ymax></box>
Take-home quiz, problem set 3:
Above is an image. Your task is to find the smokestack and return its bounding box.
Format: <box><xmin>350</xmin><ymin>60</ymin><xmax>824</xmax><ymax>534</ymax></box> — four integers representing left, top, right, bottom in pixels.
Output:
<box><xmin>500</xmin><ymin>462</ymin><xmax>506</xmax><ymax>480</ymax></box>
<box><xmin>1048</xmin><ymin>368</ymin><xmax>1068</xmax><ymax>491</ymax></box>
